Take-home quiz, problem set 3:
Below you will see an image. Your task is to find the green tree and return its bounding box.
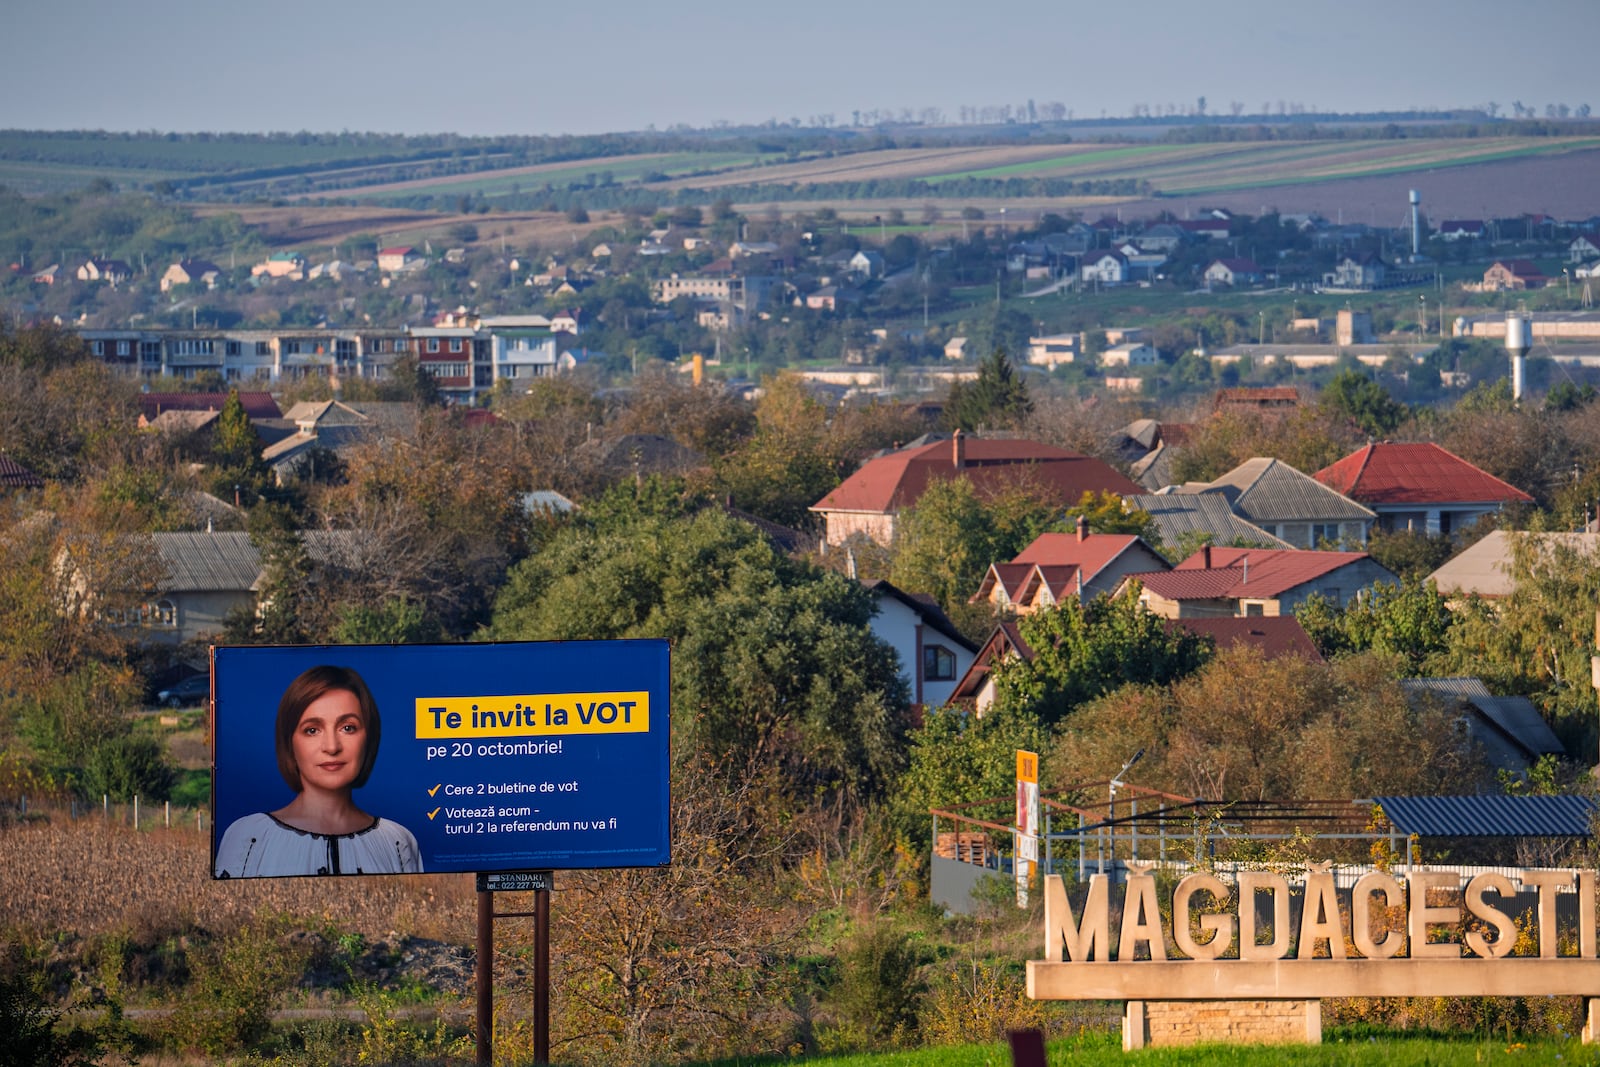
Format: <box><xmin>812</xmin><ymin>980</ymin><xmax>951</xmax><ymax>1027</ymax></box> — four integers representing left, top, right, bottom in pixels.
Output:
<box><xmin>230</xmin><ymin>502</ymin><xmax>314</xmax><ymax>644</ymax></box>
<box><xmin>992</xmin><ymin>589</ymin><xmax>1214</xmax><ymax>727</ymax></box>
<box><xmin>1439</xmin><ymin>533</ymin><xmax>1600</xmax><ymax>755</ymax></box>
<box><xmin>1065</xmin><ymin>490</ymin><xmax>1155</xmax><ymax>538</ymax></box>
<box><xmin>1318</xmin><ymin>369</ymin><xmax>1409</xmax><ymax>437</ymax></box>
<box><xmin>946</xmin><ymin>347</ymin><xmax>1032</xmax><ymax>431</ymax></box>
<box><xmin>212</xmin><ymin>390</ymin><xmax>257</xmax><ymax>468</ymax></box>
<box><xmin>889</xmin><ymin>476</ymin><xmax>1063</xmax><ymax>616</ymax></box>
<box><xmin>388</xmin><ymin>354</ymin><xmax>443</xmax><ymax>407</ymax></box>
<box><xmin>1363</xmin><ymin>527</ymin><xmax>1463</xmax><ymax>583</ymax></box>
<box><xmin>486</xmin><ymin>505</ymin><xmax>909</xmax><ymax>796</ymax></box>
<box><xmin>1295</xmin><ymin>579</ymin><xmax>1456</xmax><ymax>674</ymax></box>
<box><xmin>713</xmin><ymin>372</ymin><xmax>842</xmax><ymax>527</ymax></box>
<box><xmin>892</xmin><ymin>703</ymin><xmax>1049</xmax><ymax>853</ymax></box>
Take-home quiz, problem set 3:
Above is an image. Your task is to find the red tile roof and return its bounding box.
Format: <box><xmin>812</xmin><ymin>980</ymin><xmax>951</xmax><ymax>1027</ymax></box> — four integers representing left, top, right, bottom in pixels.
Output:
<box><xmin>1133</xmin><ymin>566</ymin><xmax>1250</xmax><ymax>600</ymax></box>
<box><xmin>1014</xmin><ymin>531</ymin><xmax>1139</xmax><ymax>580</ymax></box>
<box><xmin>1136</xmin><ymin>546</ymin><xmax>1377</xmax><ymax>600</ymax></box>
<box><xmin>811</xmin><ymin>436</ymin><xmax>1140</xmax><ymax>515</ymax></box>
<box><xmin>137</xmin><ymin>392</ymin><xmax>282</xmax><ymax>420</ymax></box>
<box><xmin>1167</xmin><ymin>616</ymin><xmax>1324</xmax><ymax>662</ymax></box>
<box><xmin>1313</xmin><ymin>443</ymin><xmax>1533</xmax><ymax>507</ymax></box>
<box><xmin>974</xmin><ymin>562</ymin><xmax>1038</xmax><ymax>604</ymax></box>
<box><xmin>1031</xmin><ymin>564</ymin><xmax>1082</xmax><ymax>602</ymax></box>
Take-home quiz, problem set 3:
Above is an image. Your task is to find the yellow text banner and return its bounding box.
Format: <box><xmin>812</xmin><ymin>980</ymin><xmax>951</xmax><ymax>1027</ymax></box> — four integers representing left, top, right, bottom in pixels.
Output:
<box><xmin>415</xmin><ymin>692</ymin><xmax>649</xmax><ymax>739</ymax></box>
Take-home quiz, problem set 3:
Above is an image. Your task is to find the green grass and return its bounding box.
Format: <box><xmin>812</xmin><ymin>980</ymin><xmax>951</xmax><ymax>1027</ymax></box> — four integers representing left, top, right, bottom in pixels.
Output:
<box><xmin>0</xmin><ymin>131</ymin><xmax>427</xmax><ymax>174</ymax></box>
<box><xmin>350</xmin><ymin>150</ymin><xmax>782</xmax><ymax>202</ymax></box>
<box><xmin>701</xmin><ymin>1031</ymin><xmax>1600</xmax><ymax>1065</ymax></box>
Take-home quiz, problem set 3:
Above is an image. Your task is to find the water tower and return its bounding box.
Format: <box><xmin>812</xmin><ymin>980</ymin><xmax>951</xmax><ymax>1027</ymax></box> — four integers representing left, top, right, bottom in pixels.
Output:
<box><xmin>1505</xmin><ymin>310</ymin><xmax>1531</xmax><ymax>403</ymax></box>
<box><xmin>1409</xmin><ymin>189</ymin><xmax>1423</xmax><ymax>261</ymax></box>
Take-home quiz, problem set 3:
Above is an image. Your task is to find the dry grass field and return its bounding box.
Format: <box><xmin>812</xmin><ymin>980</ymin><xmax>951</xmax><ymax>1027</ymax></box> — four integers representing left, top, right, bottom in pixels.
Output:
<box><xmin>0</xmin><ymin>817</ymin><xmax>476</xmax><ymax>942</ymax></box>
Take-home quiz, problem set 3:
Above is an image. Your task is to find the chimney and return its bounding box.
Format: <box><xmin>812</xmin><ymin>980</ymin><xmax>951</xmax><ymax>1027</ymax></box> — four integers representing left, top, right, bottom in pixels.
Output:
<box><xmin>1202</xmin><ymin>544</ymin><xmax>1212</xmax><ymax>569</ymax></box>
<box><xmin>952</xmin><ymin>428</ymin><xmax>965</xmax><ymax>469</ymax></box>
<box><xmin>1076</xmin><ymin>515</ymin><xmax>1088</xmax><ymax>542</ymax></box>
<box><xmin>1242</xmin><ymin>556</ymin><xmax>1249</xmax><ymax>584</ymax></box>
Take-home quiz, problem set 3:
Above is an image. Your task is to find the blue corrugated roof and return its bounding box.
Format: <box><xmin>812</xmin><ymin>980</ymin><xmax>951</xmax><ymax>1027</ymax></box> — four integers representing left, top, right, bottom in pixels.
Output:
<box><xmin>1374</xmin><ymin>795</ymin><xmax>1598</xmax><ymax>838</ymax></box>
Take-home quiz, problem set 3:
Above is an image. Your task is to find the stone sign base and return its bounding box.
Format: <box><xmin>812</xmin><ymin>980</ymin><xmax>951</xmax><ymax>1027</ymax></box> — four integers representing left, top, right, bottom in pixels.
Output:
<box><xmin>1123</xmin><ymin>999</ymin><xmax>1321</xmax><ymax>1050</ymax></box>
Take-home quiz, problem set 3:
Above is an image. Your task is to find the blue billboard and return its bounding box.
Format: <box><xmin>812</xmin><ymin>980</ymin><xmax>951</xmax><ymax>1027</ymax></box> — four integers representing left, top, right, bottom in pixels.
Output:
<box><xmin>210</xmin><ymin>640</ymin><xmax>671</xmax><ymax>879</ymax></box>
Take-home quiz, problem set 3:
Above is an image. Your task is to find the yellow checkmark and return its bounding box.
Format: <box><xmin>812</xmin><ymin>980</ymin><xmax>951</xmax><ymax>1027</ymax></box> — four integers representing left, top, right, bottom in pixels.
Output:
<box><xmin>428</xmin><ymin>783</ymin><xmax>441</xmax><ymax>796</ymax></box>
<box><xmin>427</xmin><ymin>807</ymin><xmax>441</xmax><ymax>821</ymax></box>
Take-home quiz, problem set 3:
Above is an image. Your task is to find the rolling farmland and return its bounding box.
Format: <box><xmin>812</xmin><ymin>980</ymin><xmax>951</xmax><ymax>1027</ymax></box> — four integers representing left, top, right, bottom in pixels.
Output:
<box><xmin>317</xmin><ymin>136</ymin><xmax>1600</xmax><ymax>205</ymax></box>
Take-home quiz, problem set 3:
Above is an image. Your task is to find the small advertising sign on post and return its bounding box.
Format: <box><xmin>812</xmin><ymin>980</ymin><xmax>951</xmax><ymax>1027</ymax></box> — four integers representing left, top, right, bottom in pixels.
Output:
<box><xmin>1016</xmin><ymin>749</ymin><xmax>1040</xmax><ymax>908</ymax></box>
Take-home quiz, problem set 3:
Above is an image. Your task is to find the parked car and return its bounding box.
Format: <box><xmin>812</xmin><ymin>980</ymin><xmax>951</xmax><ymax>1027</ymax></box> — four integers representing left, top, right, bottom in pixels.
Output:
<box><xmin>156</xmin><ymin>674</ymin><xmax>210</xmax><ymax>708</ymax></box>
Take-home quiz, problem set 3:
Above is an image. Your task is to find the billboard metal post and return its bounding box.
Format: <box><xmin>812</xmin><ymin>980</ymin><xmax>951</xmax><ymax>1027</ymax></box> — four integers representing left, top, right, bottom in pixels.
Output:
<box><xmin>476</xmin><ymin>888</ymin><xmax>493</xmax><ymax>1067</ymax></box>
<box><xmin>535</xmin><ymin>881</ymin><xmax>550</xmax><ymax>1064</ymax></box>
<box><xmin>477</xmin><ymin>870</ymin><xmax>554</xmax><ymax>1066</ymax></box>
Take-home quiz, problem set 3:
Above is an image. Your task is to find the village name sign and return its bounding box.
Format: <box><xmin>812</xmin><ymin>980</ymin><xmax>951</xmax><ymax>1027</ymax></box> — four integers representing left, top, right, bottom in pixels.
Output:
<box><xmin>1027</xmin><ymin>865</ymin><xmax>1600</xmax><ymax>1049</ymax></box>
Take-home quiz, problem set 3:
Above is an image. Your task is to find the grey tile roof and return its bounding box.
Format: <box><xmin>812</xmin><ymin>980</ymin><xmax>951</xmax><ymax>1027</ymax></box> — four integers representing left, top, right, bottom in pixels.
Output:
<box><xmin>1130</xmin><ymin>443</ymin><xmax>1175</xmax><ymax>491</ymax></box>
<box><xmin>1374</xmin><ymin>795</ymin><xmax>1596</xmax><ymax>838</ymax></box>
<box><xmin>1186</xmin><ymin>458</ymin><xmax>1375</xmax><ymax>524</ymax></box>
<box><xmin>1129</xmin><ymin>492</ymin><xmax>1290</xmax><ymax>551</ymax></box>
<box><xmin>151</xmin><ymin>532</ymin><xmax>260</xmax><ymax>592</ymax></box>
<box><xmin>1400</xmin><ymin>677</ymin><xmax>1565</xmax><ymax>761</ymax></box>
<box><xmin>150</xmin><ymin>529</ymin><xmax>368</xmax><ymax>593</ymax></box>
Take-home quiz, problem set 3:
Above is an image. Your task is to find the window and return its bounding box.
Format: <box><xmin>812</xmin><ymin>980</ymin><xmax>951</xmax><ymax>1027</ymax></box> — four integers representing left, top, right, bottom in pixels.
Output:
<box><xmin>256</xmin><ymin>341</ymin><xmax>272</xmax><ymax>356</ymax></box>
<box><xmin>449</xmin><ymin>339</ymin><xmax>463</xmax><ymax>353</ymax></box>
<box><xmin>154</xmin><ymin>599</ymin><xmax>177</xmax><ymax>627</ymax></box>
<box><xmin>1244</xmin><ymin>603</ymin><xmax>1265</xmax><ymax>617</ymax></box>
<box><xmin>427</xmin><ymin>339</ymin><xmax>440</xmax><ymax>353</ymax></box>
<box><xmin>116</xmin><ymin>340</ymin><xmax>131</xmax><ymax>356</ymax></box>
<box><xmin>1324</xmin><ymin>588</ymin><xmax>1342</xmax><ymax>608</ymax></box>
<box><xmin>90</xmin><ymin>340</ymin><xmax>104</xmax><ymax>355</ymax></box>
<box><xmin>225</xmin><ymin>341</ymin><xmax>241</xmax><ymax>357</ymax></box>
<box><xmin>923</xmin><ymin>644</ymin><xmax>957</xmax><ymax>681</ymax></box>
<box><xmin>1311</xmin><ymin>523</ymin><xmax>1340</xmax><ymax>546</ymax></box>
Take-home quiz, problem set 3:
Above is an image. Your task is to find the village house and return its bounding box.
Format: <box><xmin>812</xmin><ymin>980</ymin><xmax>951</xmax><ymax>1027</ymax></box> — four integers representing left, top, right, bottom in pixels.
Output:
<box><xmin>377</xmin><ymin>246</ymin><xmax>423</xmax><ymax>273</ymax></box>
<box><xmin>1080</xmin><ymin>251</ymin><xmax>1128</xmax><ymax>286</ymax></box>
<box><xmin>160</xmin><ymin>259</ymin><xmax>221</xmax><ymax>292</ymax></box>
<box><xmin>1166</xmin><ymin>457</ymin><xmax>1376</xmax><ymax>548</ymax></box>
<box><xmin>251</xmin><ymin>252</ymin><xmax>305</xmax><ymax>279</ymax></box>
<box><xmin>1481</xmin><ymin>259</ymin><xmax>1546</xmax><ymax>290</ymax></box>
<box><xmin>972</xmin><ymin>518</ymin><xmax>1170</xmax><ymax>614</ymax></box>
<box><xmin>1436</xmin><ymin>220</ymin><xmax>1486</xmax><ymax>242</ymax></box>
<box><xmin>1099</xmin><ymin>342</ymin><xmax>1159</xmax><ymax>368</ymax></box>
<box><xmin>862</xmin><ymin>579</ymin><xmax>978</xmax><ymax>710</ymax></box>
<box><xmin>1203</xmin><ymin>258</ymin><xmax>1264</xmax><ymax>287</ymax></box>
<box><xmin>1025</xmin><ymin>333</ymin><xmax>1080</xmax><ymax>368</ymax></box>
<box><xmin>1427</xmin><ymin>530</ymin><xmax>1600</xmax><ymax>604</ymax></box>
<box><xmin>810</xmin><ymin>432</ymin><xmax>1140</xmax><ymax>547</ymax></box>
<box><xmin>1314</xmin><ymin>441</ymin><xmax>1534</xmax><ymax>535</ymax></box>
<box><xmin>1122</xmin><ymin>545</ymin><xmax>1398</xmax><ymax>618</ymax></box>
<box><xmin>948</xmin><ymin>612</ymin><xmax>1321</xmax><ymax>714</ymax></box>
<box><xmin>1324</xmin><ymin>253</ymin><xmax>1388</xmax><ymax>290</ymax></box>
<box><xmin>77</xmin><ymin>257</ymin><xmax>133</xmax><ymax>284</ymax></box>
<box><xmin>1568</xmin><ymin>234</ymin><xmax>1600</xmax><ymax>263</ymax></box>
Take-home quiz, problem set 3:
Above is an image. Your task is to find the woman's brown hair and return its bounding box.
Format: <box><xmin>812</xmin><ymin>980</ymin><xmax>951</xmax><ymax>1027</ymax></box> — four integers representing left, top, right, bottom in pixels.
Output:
<box><xmin>274</xmin><ymin>665</ymin><xmax>382</xmax><ymax>791</ymax></box>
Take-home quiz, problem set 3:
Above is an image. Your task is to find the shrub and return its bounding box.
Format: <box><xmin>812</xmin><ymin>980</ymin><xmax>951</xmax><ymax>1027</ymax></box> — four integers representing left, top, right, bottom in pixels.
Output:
<box><xmin>167</xmin><ymin>914</ymin><xmax>305</xmax><ymax>1055</ymax></box>
<box><xmin>822</xmin><ymin>922</ymin><xmax>929</xmax><ymax>1050</ymax></box>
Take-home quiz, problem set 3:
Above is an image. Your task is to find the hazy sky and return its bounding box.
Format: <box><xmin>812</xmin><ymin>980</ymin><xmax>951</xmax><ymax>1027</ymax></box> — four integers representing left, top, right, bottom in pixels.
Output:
<box><xmin>3</xmin><ymin>0</ymin><xmax>1594</xmax><ymax>136</ymax></box>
